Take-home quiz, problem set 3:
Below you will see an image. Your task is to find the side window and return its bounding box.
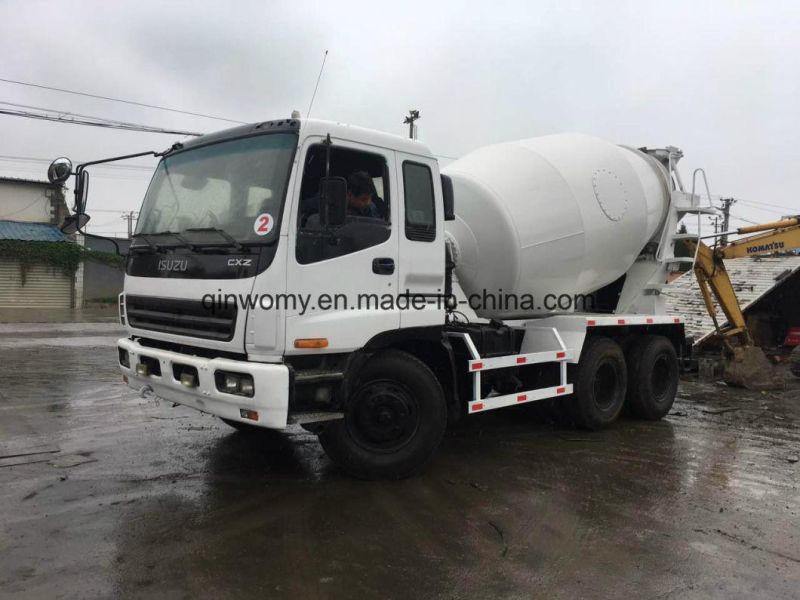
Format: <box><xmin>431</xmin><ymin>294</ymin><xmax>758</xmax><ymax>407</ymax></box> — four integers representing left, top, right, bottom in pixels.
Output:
<box><xmin>296</xmin><ymin>144</ymin><xmax>391</xmax><ymax>265</ymax></box>
<box><xmin>403</xmin><ymin>161</ymin><xmax>436</xmax><ymax>242</ymax></box>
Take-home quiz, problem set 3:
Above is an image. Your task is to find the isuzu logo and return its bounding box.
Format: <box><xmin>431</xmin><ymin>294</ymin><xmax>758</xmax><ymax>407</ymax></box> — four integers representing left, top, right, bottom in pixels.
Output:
<box><xmin>157</xmin><ymin>259</ymin><xmax>188</xmax><ymax>272</ymax></box>
<box><xmin>227</xmin><ymin>258</ymin><xmax>253</xmax><ymax>267</ymax></box>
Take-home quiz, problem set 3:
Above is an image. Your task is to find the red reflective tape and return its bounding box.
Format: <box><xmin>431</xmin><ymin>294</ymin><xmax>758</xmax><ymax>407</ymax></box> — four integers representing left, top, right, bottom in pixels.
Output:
<box><xmin>556</xmin><ymin>387</ymin><xmax>566</xmax><ymax>394</ymax></box>
<box><xmin>556</xmin><ymin>351</ymin><xmax>566</xmax><ymax>359</ymax></box>
<box><xmin>646</xmin><ymin>318</ymin><xmax>654</xmax><ymax>324</ymax></box>
<box><xmin>471</xmin><ymin>402</ymin><xmax>484</xmax><ymax>412</ymax></box>
<box><xmin>471</xmin><ymin>362</ymin><xmax>483</xmax><ymax>371</ymax></box>
<box><xmin>517</xmin><ymin>394</ymin><xmax>527</xmax><ymax>402</ymax></box>
<box><xmin>587</xmin><ymin>320</ymin><xmax>596</xmax><ymax>326</ymax></box>
<box><xmin>617</xmin><ymin>319</ymin><xmax>626</xmax><ymax>325</ymax></box>
<box><xmin>674</xmin><ymin>318</ymin><xmax>681</xmax><ymax>323</ymax></box>
<box><xmin>516</xmin><ymin>356</ymin><xmax>527</xmax><ymax>364</ymax></box>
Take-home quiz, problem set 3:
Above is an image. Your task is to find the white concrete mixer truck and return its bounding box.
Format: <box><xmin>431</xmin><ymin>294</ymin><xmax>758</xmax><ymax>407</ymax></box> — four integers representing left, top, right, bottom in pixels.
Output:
<box><xmin>50</xmin><ymin>117</ymin><xmax>712</xmax><ymax>479</ymax></box>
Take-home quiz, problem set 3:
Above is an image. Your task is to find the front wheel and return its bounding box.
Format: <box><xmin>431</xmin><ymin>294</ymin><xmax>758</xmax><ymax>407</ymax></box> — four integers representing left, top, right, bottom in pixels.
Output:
<box><xmin>318</xmin><ymin>350</ymin><xmax>447</xmax><ymax>479</ymax></box>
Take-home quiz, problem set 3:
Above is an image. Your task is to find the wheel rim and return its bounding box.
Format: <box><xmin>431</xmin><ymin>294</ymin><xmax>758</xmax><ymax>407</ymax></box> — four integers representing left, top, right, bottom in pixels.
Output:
<box><xmin>347</xmin><ymin>380</ymin><xmax>420</xmax><ymax>453</ymax></box>
<box><xmin>650</xmin><ymin>354</ymin><xmax>673</xmax><ymax>403</ymax></box>
<box><xmin>593</xmin><ymin>361</ymin><xmax>619</xmax><ymax>410</ymax></box>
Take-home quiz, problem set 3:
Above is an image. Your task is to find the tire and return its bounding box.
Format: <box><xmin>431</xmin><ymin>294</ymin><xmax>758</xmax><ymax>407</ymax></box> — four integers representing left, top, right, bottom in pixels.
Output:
<box><xmin>318</xmin><ymin>349</ymin><xmax>447</xmax><ymax>479</ymax></box>
<box><xmin>569</xmin><ymin>336</ymin><xmax>627</xmax><ymax>430</ymax></box>
<box><xmin>626</xmin><ymin>336</ymin><xmax>679</xmax><ymax>420</ymax></box>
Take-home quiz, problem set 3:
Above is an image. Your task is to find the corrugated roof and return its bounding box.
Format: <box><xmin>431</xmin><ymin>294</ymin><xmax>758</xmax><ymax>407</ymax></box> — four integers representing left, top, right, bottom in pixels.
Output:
<box><xmin>0</xmin><ymin>220</ymin><xmax>69</xmax><ymax>242</ymax></box>
<box><xmin>663</xmin><ymin>255</ymin><xmax>800</xmax><ymax>343</ymax></box>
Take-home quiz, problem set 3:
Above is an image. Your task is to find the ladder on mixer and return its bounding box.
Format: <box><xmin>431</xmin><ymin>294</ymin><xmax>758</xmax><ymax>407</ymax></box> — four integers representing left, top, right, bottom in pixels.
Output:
<box><xmin>653</xmin><ymin>149</ymin><xmax>720</xmax><ymax>274</ymax></box>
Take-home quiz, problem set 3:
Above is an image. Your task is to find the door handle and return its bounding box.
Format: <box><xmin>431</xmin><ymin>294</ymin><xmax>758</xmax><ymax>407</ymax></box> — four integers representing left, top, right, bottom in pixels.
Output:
<box><xmin>372</xmin><ymin>257</ymin><xmax>395</xmax><ymax>275</ymax></box>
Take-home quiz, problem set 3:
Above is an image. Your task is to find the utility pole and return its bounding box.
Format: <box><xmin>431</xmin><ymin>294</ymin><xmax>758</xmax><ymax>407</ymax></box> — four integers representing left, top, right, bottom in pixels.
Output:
<box><xmin>403</xmin><ymin>110</ymin><xmax>420</xmax><ymax>140</ymax></box>
<box><xmin>719</xmin><ymin>197</ymin><xmax>736</xmax><ymax>245</ymax></box>
<box><xmin>121</xmin><ymin>211</ymin><xmax>137</xmax><ymax>238</ymax></box>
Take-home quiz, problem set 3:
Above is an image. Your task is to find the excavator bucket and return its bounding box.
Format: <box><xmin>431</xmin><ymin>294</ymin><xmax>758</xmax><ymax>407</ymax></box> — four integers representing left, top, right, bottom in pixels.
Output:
<box><xmin>723</xmin><ymin>346</ymin><xmax>785</xmax><ymax>390</ymax></box>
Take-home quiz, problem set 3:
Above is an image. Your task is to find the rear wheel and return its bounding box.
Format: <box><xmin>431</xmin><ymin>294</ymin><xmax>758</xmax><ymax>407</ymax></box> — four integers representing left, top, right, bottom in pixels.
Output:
<box><xmin>318</xmin><ymin>350</ymin><xmax>447</xmax><ymax>479</ymax></box>
<box><xmin>626</xmin><ymin>336</ymin><xmax>679</xmax><ymax>420</ymax></box>
<box><xmin>570</xmin><ymin>336</ymin><xmax>627</xmax><ymax>430</ymax></box>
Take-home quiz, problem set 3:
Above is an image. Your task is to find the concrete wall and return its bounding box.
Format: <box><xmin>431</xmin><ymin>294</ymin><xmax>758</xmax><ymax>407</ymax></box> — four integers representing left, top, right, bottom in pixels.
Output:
<box><xmin>82</xmin><ymin>236</ymin><xmax>130</xmax><ymax>303</ymax></box>
<box><xmin>0</xmin><ymin>180</ymin><xmax>67</xmax><ymax>224</ymax></box>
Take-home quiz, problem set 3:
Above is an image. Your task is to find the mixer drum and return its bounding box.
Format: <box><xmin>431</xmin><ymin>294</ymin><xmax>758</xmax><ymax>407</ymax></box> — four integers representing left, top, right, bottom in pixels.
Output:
<box><xmin>443</xmin><ymin>133</ymin><xmax>670</xmax><ymax>318</ymax></box>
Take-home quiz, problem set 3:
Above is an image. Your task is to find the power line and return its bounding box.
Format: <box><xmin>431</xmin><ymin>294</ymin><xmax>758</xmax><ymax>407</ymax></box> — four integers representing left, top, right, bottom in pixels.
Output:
<box><xmin>737</xmin><ymin>198</ymin><xmax>797</xmax><ymax>212</ymax></box>
<box><xmin>0</xmin><ymin>76</ymin><xmax>245</xmax><ymax>124</ymax></box>
<box><xmin>729</xmin><ymin>214</ymin><xmax>759</xmax><ymax>225</ymax></box>
<box><xmin>0</xmin><ymin>154</ymin><xmax>154</xmax><ymax>171</ymax></box>
<box><xmin>0</xmin><ymin>104</ymin><xmax>202</xmax><ymax>136</ymax></box>
<box><xmin>1</xmin><ymin>100</ymin><xmax>203</xmax><ymax>135</ymax></box>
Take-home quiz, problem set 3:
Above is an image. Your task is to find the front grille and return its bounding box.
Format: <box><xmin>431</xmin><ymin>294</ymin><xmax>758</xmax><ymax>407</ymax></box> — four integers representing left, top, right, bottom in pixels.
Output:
<box><xmin>125</xmin><ymin>295</ymin><xmax>236</xmax><ymax>341</ymax></box>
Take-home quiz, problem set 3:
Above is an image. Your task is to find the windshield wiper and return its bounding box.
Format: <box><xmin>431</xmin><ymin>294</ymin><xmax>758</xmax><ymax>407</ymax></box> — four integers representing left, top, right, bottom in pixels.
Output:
<box><xmin>130</xmin><ymin>233</ymin><xmax>161</xmax><ymax>253</ymax></box>
<box><xmin>184</xmin><ymin>227</ymin><xmax>244</xmax><ymax>251</ymax></box>
<box><xmin>131</xmin><ymin>231</ymin><xmax>196</xmax><ymax>252</ymax></box>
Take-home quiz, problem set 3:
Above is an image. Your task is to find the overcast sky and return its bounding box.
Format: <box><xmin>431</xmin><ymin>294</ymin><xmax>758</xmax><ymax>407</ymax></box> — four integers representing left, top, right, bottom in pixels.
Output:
<box><xmin>1</xmin><ymin>0</ymin><xmax>798</xmax><ymax>235</ymax></box>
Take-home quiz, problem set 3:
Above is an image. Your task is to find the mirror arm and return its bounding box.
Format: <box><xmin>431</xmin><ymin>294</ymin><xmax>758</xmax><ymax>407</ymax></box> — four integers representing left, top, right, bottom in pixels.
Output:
<box><xmin>72</xmin><ymin>148</ymin><xmax>166</xmax><ymax>215</ymax></box>
<box><xmin>76</xmin><ymin>227</ymin><xmax>122</xmax><ymax>256</ymax></box>
<box><xmin>74</xmin><ymin>149</ymin><xmax>163</xmax><ymax>172</ymax></box>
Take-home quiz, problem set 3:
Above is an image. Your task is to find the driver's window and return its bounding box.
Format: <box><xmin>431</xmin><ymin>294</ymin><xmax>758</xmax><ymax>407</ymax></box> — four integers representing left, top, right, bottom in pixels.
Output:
<box><xmin>296</xmin><ymin>144</ymin><xmax>391</xmax><ymax>265</ymax></box>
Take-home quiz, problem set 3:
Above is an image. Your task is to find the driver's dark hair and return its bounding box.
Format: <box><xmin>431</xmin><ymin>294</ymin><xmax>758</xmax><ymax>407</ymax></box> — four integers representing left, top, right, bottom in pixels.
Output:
<box><xmin>347</xmin><ymin>171</ymin><xmax>375</xmax><ymax>197</ymax></box>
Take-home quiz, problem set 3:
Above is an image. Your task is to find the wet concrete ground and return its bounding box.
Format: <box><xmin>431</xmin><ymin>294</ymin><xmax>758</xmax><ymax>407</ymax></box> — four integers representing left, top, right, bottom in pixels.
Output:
<box><xmin>1</xmin><ymin>320</ymin><xmax>798</xmax><ymax>599</ymax></box>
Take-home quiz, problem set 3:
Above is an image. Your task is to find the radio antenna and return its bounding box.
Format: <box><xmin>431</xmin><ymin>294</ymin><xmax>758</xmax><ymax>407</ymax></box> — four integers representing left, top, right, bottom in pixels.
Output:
<box><xmin>306</xmin><ymin>50</ymin><xmax>328</xmax><ymax>119</ymax></box>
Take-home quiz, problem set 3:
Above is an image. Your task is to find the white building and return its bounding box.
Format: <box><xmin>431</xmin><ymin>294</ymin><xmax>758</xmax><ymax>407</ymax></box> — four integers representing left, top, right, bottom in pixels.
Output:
<box><xmin>0</xmin><ymin>177</ymin><xmax>75</xmax><ymax>309</ymax></box>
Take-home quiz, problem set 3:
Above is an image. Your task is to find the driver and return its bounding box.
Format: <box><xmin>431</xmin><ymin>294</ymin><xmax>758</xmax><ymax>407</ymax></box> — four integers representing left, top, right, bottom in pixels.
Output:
<box><xmin>345</xmin><ymin>171</ymin><xmax>380</xmax><ymax>218</ymax></box>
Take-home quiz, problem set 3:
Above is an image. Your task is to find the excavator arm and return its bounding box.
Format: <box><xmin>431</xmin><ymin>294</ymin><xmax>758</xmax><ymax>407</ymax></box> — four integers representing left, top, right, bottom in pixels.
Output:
<box><xmin>689</xmin><ymin>241</ymin><xmax>752</xmax><ymax>351</ymax></box>
<box><xmin>684</xmin><ymin>216</ymin><xmax>800</xmax><ymax>388</ymax></box>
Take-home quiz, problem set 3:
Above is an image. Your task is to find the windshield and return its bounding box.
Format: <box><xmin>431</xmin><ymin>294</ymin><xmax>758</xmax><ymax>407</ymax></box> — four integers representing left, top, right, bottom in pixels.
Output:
<box><xmin>135</xmin><ymin>133</ymin><xmax>296</xmax><ymax>244</ymax></box>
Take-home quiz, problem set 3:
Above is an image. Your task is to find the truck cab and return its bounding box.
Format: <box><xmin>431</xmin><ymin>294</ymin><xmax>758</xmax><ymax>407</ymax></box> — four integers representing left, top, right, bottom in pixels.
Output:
<box><xmin>117</xmin><ymin>118</ymin><xmax>457</xmax><ymax>477</ymax></box>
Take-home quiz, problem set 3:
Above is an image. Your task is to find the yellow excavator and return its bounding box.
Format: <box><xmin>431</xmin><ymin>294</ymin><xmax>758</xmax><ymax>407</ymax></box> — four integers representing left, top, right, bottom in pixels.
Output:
<box><xmin>685</xmin><ymin>216</ymin><xmax>800</xmax><ymax>388</ymax></box>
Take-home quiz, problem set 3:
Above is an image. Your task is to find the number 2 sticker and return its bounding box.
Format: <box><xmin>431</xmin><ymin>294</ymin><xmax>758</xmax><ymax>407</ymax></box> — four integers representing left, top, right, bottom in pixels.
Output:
<box><xmin>253</xmin><ymin>213</ymin><xmax>274</xmax><ymax>236</ymax></box>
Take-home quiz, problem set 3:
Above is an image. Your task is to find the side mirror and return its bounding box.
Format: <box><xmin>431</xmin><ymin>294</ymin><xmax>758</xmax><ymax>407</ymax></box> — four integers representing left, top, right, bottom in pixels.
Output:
<box><xmin>60</xmin><ymin>213</ymin><xmax>91</xmax><ymax>235</ymax></box>
<box><xmin>74</xmin><ymin>170</ymin><xmax>90</xmax><ymax>214</ymax></box>
<box><xmin>47</xmin><ymin>157</ymin><xmax>73</xmax><ymax>184</ymax></box>
<box><xmin>441</xmin><ymin>174</ymin><xmax>455</xmax><ymax>221</ymax></box>
<box><xmin>319</xmin><ymin>176</ymin><xmax>348</xmax><ymax>229</ymax></box>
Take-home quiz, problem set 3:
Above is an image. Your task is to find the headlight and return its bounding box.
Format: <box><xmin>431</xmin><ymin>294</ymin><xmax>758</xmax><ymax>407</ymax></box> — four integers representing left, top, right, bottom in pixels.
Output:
<box><xmin>215</xmin><ymin>371</ymin><xmax>254</xmax><ymax>397</ymax></box>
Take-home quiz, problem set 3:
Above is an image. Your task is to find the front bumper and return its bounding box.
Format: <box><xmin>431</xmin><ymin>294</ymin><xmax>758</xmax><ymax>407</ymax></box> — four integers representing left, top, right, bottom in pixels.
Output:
<box><xmin>118</xmin><ymin>338</ymin><xmax>289</xmax><ymax>428</ymax></box>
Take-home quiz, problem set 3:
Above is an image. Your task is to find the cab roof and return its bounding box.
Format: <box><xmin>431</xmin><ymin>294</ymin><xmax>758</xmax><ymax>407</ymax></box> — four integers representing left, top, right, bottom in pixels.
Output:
<box><xmin>177</xmin><ymin>117</ymin><xmax>435</xmax><ymax>160</ymax></box>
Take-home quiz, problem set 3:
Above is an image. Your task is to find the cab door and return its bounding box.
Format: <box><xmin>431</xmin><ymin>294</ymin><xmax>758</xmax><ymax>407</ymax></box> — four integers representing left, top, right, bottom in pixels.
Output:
<box><xmin>284</xmin><ymin>136</ymin><xmax>400</xmax><ymax>353</ymax></box>
<box><xmin>395</xmin><ymin>154</ymin><xmax>446</xmax><ymax>328</ymax></box>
